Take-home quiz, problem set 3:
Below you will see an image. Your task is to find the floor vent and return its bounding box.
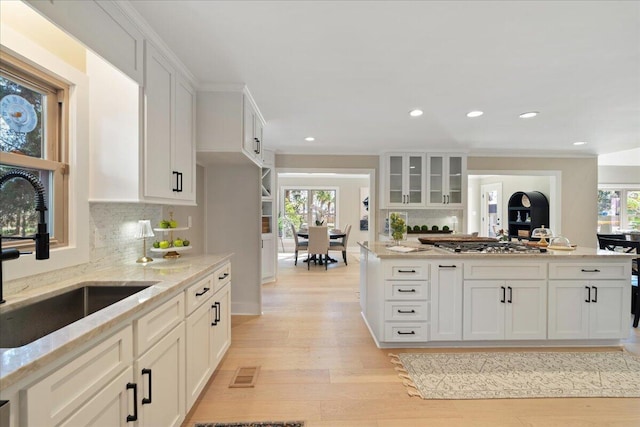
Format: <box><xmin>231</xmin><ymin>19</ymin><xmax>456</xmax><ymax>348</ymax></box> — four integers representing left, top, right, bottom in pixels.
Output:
<box><xmin>229</xmin><ymin>366</ymin><xmax>260</xmax><ymax>388</ymax></box>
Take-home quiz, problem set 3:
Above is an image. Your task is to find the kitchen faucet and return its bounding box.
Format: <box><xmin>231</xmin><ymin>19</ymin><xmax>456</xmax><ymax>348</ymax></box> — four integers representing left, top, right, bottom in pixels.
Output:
<box><xmin>0</xmin><ymin>169</ymin><xmax>50</xmax><ymax>304</ymax></box>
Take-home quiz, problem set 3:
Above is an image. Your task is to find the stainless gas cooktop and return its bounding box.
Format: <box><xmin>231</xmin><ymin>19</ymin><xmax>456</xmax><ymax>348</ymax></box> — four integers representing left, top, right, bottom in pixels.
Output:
<box><xmin>433</xmin><ymin>241</ymin><xmax>547</xmax><ymax>254</ymax></box>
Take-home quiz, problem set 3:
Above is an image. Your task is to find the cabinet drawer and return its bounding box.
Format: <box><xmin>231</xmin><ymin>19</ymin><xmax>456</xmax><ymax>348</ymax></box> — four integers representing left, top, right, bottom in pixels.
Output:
<box><xmin>185</xmin><ymin>274</ymin><xmax>214</xmax><ymax>315</ymax></box>
<box><xmin>384</xmin><ymin>323</ymin><xmax>429</xmax><ymax>342</ymax></box>
<box><xmin>23</xmin><ymin>326</ymin><xmax>133</xmax><ymax>426</ymax></box>
<box><xmin>385</xmin><ymin>281</ymin><xmax>429</xmax><ymax>300</ymax></box>
<box><xmin>384</xmin><ymin>301</ymin><xmax>429</xmax><ymax>321</ymax></box>
<box><xmin>213</xmin><ymin>262</ymin><xmax>231</xmax><ymax>292</ymax></box>
<box><xmin>549</xmin><ymin>263</ymin><xmax>629</xmax><ymax>280</ymax></box>
<box><xmin>136</xmin><ymin>293</ymin><xmax>184</xmax><ymax>356</ymax></box>
<box><xmin>464</xmin><ymin>262</ymin><xmax>546</xmax><ymax>280</ymax></box>
<box><xmin>384</xmin><ymin>261</ymin><xmax>429</xmax><ymax>280</ymax></box>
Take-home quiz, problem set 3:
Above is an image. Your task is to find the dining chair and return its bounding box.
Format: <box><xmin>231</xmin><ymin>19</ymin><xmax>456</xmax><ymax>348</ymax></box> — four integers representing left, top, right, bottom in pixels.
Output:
<box><xmin>307</xmin><ymin>226</ymin><xmax>329</xmax><ymax>270</ymax></box>
<box><xmin>598</xmin><ymin>237</ymin><xmax>639</xmax><ymax>328</ymax></box>
<box><xmin>291</xmin><ymin>223</ymin><xmax>308</xmax><ymax>266</ymax></box>
<box><xmin>329</xmin><ymin>224</ymin><xmax>351</xmax><ymax>265</ymax></box>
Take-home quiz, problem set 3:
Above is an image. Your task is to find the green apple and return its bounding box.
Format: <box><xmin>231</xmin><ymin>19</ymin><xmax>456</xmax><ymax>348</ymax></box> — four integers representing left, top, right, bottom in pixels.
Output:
<box><xmin>173</xmin><ymin>238</ymin><xmax>184</xmax><ymax>247</ymax></box>
<box><xmin>152</xmin><ymin>241</ymin><xmax>160</xmax><ymax>248</ymax></box>
<box><xmin>169</xmin><ymin>220</ymin><xmax>179</xmax><ymax>228</ymax></box>
<box><xmin>183</xmin><ymin>239</ymin><xmax>190</xmax><ymax>247</ymax></box>
<box><xmin>159</xmin><ymin>220</ymin><xmax>170</xmax><ymax>229</ymax></box>
<box><xmin>159</xmin><ymin>240</ymin><xmax>170</xmax><ymax>249</ymax></box>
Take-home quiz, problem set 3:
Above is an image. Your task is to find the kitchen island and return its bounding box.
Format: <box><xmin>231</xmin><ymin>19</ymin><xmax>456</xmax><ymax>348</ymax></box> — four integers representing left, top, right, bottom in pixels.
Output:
<box><xmin>359</xmin><ymin>241</ymin><xmax>634</xmax><ymax>348</ymax></box>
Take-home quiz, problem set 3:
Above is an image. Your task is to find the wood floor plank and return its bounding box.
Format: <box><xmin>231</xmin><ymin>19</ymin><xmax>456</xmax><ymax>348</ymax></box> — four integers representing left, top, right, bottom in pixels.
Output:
<box><xmin>182</xmin><ymin>250</ymin><xmax>640</xmax><ymax>427</ymax></box>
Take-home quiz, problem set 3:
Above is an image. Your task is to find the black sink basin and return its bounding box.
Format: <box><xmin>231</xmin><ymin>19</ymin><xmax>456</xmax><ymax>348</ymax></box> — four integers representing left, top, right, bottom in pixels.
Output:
<box><xmin>0</xmin><ymin>282</ymin><xmax>156</xmax><ymax>348</ymax></box>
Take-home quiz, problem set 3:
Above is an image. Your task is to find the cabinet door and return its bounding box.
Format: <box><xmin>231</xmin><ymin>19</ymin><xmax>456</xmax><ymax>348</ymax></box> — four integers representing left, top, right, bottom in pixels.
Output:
<box><xmin>59</xmin><ymin>367</ymin><xmax>134</xmax><ymax>427</ymax></box>
<box><xmin>136</xmin><ymin>323</ymin><xmax>186</xmax><ymax>427</ymax></box>
<box><xmin>504</xmin><ymin>280</ymin><xmax>547</xmax><ymax>340</ymax></box>
<box><xmin>144</xmin><ymin>42</ymin><xmax>174</xmax><ymax>200</ymax></box>
<box><xmin>243</xmin><ymin>97</ymin><xmax>258</xmax><ymax>158</ymax></box>
<box><xmin>262</xmin><ymin>234</ymin><xmax>276</xmax><ymax>283</ymax></box>
<box><xmin>588</xmin><ymin>280</ymin><xmax>628</xmax><ymax>339</ymax></box>
<box><xmin>430</xmin><ymin>263</ymin><xmax>462</xmax><ymax>341</ymax></box>
<box><xmin>548</xmin><ymin>281</ymin><xmax>589</xmax><ymax>339</ymax></box>
<box><xmin>427</xmin><ymin>155</ymin><xmax>445</xmax><ymax>205</ymax></box>
<box><xmin>463</xmin><ymin>281</ymin><xmax>505</xmax><ymax>340</ymax></box>
<box><xmin>386</xmin><ymin>154</ymin><xmax>405</xmax><ymax>206</ymax></box>
<box><xmin>185</xmin><ymin>298</ymin><xmax>215</xmax><ymax>410</ymax></box>
<box><xmin>212</xmin><ymin>284</ymin><xmax>231</xmax><ymax>368</ymax></box>
<box><xmin>406</xmin><ymin>154</ymin><xmax>424</xmax><ymax>205</ymax></box>
<box><xmin>173</xmin><ymin>75</ymin><xmax>196</xmax><ymax>202</ymax></box>
<box><xmin>447</xmin><ymin>155</ymin><xmax>464</xmax><ymax>205</ymax></box>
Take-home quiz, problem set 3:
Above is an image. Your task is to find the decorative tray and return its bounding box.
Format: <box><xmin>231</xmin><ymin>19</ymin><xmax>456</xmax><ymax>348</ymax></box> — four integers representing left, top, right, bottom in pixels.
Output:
<box><xmin>547</xmin><ymin>245</ymin><xmax>578</xmax><ymax>251</ymax></box>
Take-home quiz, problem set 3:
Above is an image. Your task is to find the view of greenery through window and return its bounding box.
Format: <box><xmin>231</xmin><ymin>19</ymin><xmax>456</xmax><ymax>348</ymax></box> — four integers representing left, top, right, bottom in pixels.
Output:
<box><xmin>0</xmin><ymin>74</ymin><xmax>48</xmax><ymax>237</ymax></box>
<box><xmin>281</xmin><ymin>189</ymin><xmax>336</xmax><ymax>237</ymax></box>
<box><xmin>598</xmin><ymin>189</ymin><xmax>640</xmax><ymax>231</ymax></box>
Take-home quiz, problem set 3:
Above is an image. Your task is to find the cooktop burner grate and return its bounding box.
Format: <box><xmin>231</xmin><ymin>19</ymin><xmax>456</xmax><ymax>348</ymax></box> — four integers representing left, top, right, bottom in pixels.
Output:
<box><xmin>434</xmin><ymin>241</ymin><xmax>547</xmax><ymax>254</ymax></box>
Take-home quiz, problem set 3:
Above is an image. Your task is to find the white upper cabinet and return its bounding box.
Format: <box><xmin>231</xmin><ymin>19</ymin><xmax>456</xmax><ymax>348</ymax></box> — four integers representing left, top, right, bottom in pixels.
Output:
<box><xmin>381</xmin><ymin>153</ymin><xmax>426</xmax><ymax>208</ymax></box>
<box><xmin>27</xmin><ymin>0</ymin><xmax>144</xmax><ymax>84</ymax></box>
<box><xmin>427</xmin><ymin>154</ymin><xmax>467</xmax><ymax>207</ymax></box>
<box><xmin>196</xmin><ymin>88</ymin><xmax>266</xmax><ymax>167</ymax></box>
<box><xmin>143</xmin><ymin>42</ymin><xmax>195</xmax><ymax>203</ymax></box>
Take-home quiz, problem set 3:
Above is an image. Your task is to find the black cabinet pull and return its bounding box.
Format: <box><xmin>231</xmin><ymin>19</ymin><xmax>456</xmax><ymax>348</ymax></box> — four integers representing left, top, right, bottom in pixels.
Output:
<box><xmin>178</xmin><ymin>172</ymin><xmax>183</xmax><ymax>192</ymax></box>
<box><xmin>211</xmin><ymin>303</ymin><xmax>218</xmax><ymax>326</ymax></box>
<box><xmin>195</xmin><ymin>287</ymin><xmax>210</xmax><ymax>297</ymax></box>
<box><xmin>507</xmin><ymin>286</ymin><xmax>513</xmax><ymax>303</ymax></box>
<box><xmin>443</xmin><ymin>195</ymin><xmax>446</xmax><ymax>204</ymax></box>
<box><xmin>218</xmin><ymin>272</ymin><xmax>229</xmax><ymax>280</ymax></box>
<box><xmin>397</xmin><ymin>269</ymin><xmax>416</xmax><ymax>273</ymax></box>
<box><xmin>397</xmin><ymin>330</ymin><xmax>416</xmax><ymax>335</ymax></box>
<box><xmin>141</xmin><ymin>368</ymin><xmax>152</xmax><ymax>405</ymax></box>
<box><xmin>500</xmin><ymin>286</ymin><xmax>506</xmax><ymax>303</ymax></box>
<box><xmin>585</xmin><ymin>286</ymin><xmax>591</xmax><ymax>303</ymax></box>
<box><xmin>254</xmin><ymin>137</ymin><xmax>260</xmax><ymax>154</ymax></box>
<box><xmin>397</xmin><ymin>288</ymin><xmax>416</xmax><ymax>293</ymax></box>
<box><xmin>438</xmin><ymin>265</ymin><xmax>457</xmax><ymax>268</ymax></box>
<box><xmin>172</xmin><ymin>171</ymin><xmax>180</xmax><ymax>192</ymax></box>
<box><xmin>215</xmin><ymin>301</ymin><xmax>221</xmax><ymax>323</ymax></box>
<box><xmin>126</xmin><ymin>382</ymin><xmax>138</xmax><ymax>422</ymax></box>
<box><xmin>397</xmin><ymin>309</ymin><xmax>416</xmax><ymax>314</ymax></box>
<box><xmin>581</xmin><ymin>269</ymin><xmax>600</xmax><ymax>273</ymax></box>
<box><xmin>592</xmin><ymin>286</ymin><xmax>598</xmax><ymax>303</ymax></box>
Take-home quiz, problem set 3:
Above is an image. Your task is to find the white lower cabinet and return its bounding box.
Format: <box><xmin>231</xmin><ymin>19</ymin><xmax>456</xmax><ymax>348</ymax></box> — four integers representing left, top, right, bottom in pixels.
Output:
<box><xmin>23</xmin><ymin>326</ymin><xmax>134</xmax><ymax>426</ymax></box>
<box><xmin>212</xmin><ymin>283</ymin><xmax>231</xmax><ymax>366</ymax></box>
<box><xmin>548</xmin><ymin>280</ymin><xmax>628</xmax><ymax>339</ymax></box>
<box><xmin>463</xmin><ymin>280</ymin><xmax>547</xmax><ymax>340</ymax></box>
<box><xmin>430</xmin><ymin>262</ymin><xmax>463</xmax><ymax>341</ymax></box>
<box><xmin>135</xmin><ymin>322</ymin><xmax>185</xmax><ymax>427</ymax></box>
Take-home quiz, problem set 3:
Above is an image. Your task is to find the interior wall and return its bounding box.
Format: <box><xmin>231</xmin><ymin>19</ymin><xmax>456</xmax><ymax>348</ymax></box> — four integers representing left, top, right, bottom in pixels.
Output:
<box><xmin>278</xmin><ymin>174</ymin><xmax>370</xmax><ymax>247</ymax></box>
<box><xmin>205</xmin><ymin>162</ymin><xmax>261</xmax><ymax>315</ymax></box>
<box><xmin>468</xmin><ymin>156</ymin><xmax>598</xmax><ymax>248</ymax></box>
<box><xmin>598</xmin><ymin>165</ymin><xmax>640</xmax><ymax>185</ymax></box>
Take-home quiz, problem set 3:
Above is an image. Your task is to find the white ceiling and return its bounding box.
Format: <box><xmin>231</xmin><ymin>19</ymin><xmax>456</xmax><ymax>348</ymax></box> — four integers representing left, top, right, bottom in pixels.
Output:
<box><xmin>129</xmin><ymin>0</ymin><xmax>640</xmax><ymax>157</ymax></box>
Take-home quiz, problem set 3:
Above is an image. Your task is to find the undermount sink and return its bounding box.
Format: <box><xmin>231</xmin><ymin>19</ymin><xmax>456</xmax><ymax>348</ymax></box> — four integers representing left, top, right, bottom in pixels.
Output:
<box><xmin>0</xmin><ymin>281</ymin><xmax>157</xmax><ymax>348</ymax></box>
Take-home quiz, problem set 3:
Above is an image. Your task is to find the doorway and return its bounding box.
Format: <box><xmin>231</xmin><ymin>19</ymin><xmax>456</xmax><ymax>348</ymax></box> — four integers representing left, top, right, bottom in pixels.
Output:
<box><xmin>480</xmin><ymin>182</ymin><xmax>502</xmax><ymax>237</ymax></box>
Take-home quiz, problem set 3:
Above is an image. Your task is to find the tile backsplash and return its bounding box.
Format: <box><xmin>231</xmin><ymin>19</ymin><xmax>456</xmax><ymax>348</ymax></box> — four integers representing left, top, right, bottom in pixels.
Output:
<box><xmin>4</xmin><ymin>203</ymin><xmax>163</xmax><ymax>296</ymax></box>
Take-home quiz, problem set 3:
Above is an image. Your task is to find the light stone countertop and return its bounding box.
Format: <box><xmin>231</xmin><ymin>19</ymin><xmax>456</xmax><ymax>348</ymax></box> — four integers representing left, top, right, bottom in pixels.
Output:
<box><xmin>360</xmin><ymin>241</ymin><xmax>636</xmax><ymax>259</ymax></box>
<box><xmin>0</xmin><ymin>253</ymin><xmax>232</xmax><ymax>390</ymax></box>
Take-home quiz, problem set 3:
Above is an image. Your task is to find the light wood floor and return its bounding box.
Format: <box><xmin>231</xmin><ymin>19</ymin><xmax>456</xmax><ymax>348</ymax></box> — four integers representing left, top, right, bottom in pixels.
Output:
<box><xmin>183</xmin><ymin>252</ymin><xmax>640</xmax><ymax>427</ymax></box>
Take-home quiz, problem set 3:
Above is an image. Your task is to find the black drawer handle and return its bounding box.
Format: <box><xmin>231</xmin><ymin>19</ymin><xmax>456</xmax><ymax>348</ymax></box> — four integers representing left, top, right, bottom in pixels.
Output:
<box><xmin>195</xmin><ymin>287</ymin><xmax>210</xmax><ymax>297</ymax></box>
<box><xmin>397</xmin><ymin>269</ymin><xmax>416</xmax><ymax>273</ymax></box>
<box><xmin>397</xmin><ymin>309</ymin><xmax>416</xmax><ymax>314</ymax></box>
<box><xmin>126</xmin><ymin>382</ymin><xmax>138</xmax><ymax>422</ymax></box>
<box><xmin>581</xmin><ymin>269</ymin><xmax>600</xmax><ymax>273</ymax></box>
<box><xmin>397</xmin><ymin>288</ymin><xmax>416</xmax><ymax>293</ymax></box>
<box><xmin>141</xmin><ymin>368</ymin><xmax>152</xmax><ymax>405</ymax></box>
<box><xmin>397</xmin><ymin>330</ymin><xmax>416</xmax><ymax>335</ymax></box>
<box><xmin>438</xmin><ymin>265</ymin><xmax>457</xmax><ymax>268</ymax></box>
<box><xmin>585</xmin><ymin>286</ymin><xmax>591</xmax><ymax>303</ymax></box>
<box><xmin>218</xmin><ymin>272</ymin><xmax>229</xmax><ymax>280</ymax></box>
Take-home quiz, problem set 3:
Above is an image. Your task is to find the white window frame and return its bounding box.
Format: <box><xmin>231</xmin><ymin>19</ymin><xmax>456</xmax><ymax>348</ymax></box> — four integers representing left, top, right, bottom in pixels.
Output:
<box><xmin>598</xmin><ymin>184</ymin><xmax>640</xmax><ymax>231</ymax></box>
<box><xmin>280</xmin><ymin>186</ymin><xmax>340</xmax><ymax>231</ymax></box>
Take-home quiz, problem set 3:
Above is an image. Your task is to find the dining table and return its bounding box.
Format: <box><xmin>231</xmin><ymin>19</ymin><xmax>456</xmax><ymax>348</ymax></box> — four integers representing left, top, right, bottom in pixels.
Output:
<box><xmin>297</xmin><ymin>228</ymin><xmax>347</xmax><ymax>264</ymax></box>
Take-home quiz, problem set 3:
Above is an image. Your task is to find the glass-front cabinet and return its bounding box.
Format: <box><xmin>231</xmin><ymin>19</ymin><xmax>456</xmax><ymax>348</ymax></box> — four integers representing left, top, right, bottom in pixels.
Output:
<box><xmin>427</xmin><ymin>154</ymin><xmax>466</xmax><ymax>207</ymax></box>
<box><xmin>384</xmin><ymin>153</ymin><xmax>425</xmax><ymax>207</ymax></box>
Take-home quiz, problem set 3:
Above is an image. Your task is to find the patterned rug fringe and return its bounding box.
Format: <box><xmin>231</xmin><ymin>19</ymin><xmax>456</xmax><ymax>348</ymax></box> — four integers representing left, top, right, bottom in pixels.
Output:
<box><xmin>389</xmin><ymin>353</ymin><xmax>422</xmax><ymax>398</ymax></box>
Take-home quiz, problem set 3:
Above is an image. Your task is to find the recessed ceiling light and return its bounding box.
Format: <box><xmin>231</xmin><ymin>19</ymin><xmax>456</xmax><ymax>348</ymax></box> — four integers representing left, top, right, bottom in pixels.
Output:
<box><xmin>409</xmin><ymin>109</ymin><xmax>423</xmax><ymax>117</ymax></box>
<box><xmin>466</xmin><ymin>111</ymin><xmax>484</xmax><ymax>118</ymax></box>
<box><xmin>304</xmin><ymin>137</ymin><xmax>315</xmax><ymax>142</ymax></box>
<box><xmin>573</xmin><ymin>141</ymin><xmax>587</xmax><ymax>146</ymax></box>
<box><xmin>519</xmin><ymin>111</ymin><xmax>539</xmax><ymax>119</ymax></box>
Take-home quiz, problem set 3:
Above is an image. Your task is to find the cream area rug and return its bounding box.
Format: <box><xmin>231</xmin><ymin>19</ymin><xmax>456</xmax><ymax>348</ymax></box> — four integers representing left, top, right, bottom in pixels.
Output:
<box><xmin>390</xmin><ymin>351</ymin><xmax>640</xmax><ymax>399</ymax></box>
